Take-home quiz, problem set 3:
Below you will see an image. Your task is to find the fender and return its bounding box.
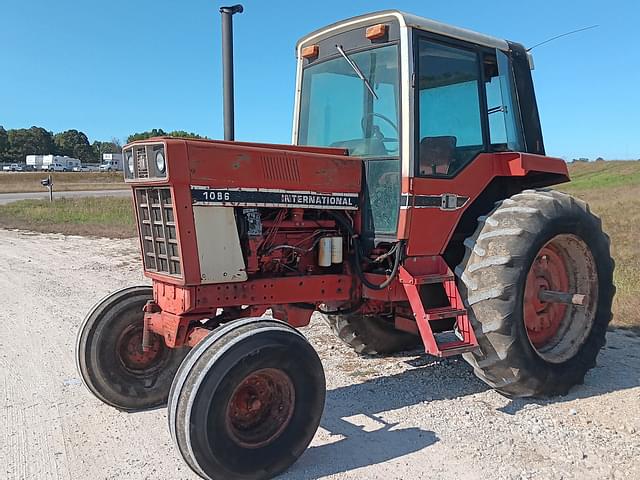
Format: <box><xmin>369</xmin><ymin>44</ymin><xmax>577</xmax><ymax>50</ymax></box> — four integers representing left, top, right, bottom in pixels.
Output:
<box><xmin>401</xmin><ymin>152</ymin><xmax>569</xmax><ymax>256</ymax></box>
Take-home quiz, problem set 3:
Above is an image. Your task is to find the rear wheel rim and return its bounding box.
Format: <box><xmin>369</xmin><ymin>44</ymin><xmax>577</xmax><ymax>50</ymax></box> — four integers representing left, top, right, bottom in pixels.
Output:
<box><xmin>523</xmin><ymin>234</ymin><xmax>599</xmax><ymax>363</ymax></box>
<box><xmin>225</xmin><ymin>368</ymin><xmax>295</xmax><ymax>449</ymax></box>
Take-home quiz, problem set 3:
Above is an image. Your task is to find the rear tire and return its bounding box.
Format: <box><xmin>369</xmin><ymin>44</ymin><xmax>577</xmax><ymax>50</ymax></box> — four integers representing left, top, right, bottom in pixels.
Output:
<box><xmin>456</xmin><ymin>189</ymin><xmax>615</xmax><ymax>397</ymax></box>
<box><xmin>76</xmin><ymin>286</ymin><xmax>188</xmax><ymax>411</ymax></box>
<box><xmin>168</xmin><ymin>318</ymin><xmax>325</xmax><ymax>480</ymax></box>
<box><xmin>321</xmin><ymin>312</ymin><xmax>420</xmax><ymax>355</ymax></box>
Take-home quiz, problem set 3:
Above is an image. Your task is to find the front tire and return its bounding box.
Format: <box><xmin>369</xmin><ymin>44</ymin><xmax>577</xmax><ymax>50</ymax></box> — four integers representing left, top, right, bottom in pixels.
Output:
<box><xmin>168</xmin><ymin>318</ymin><xmax>325</xmax><ymax>480</ymax></box>
<box><xmin>76</xmin><ymin>286</ymin><xmax>188</xmax><ymax>411</ymax></box>
<box><xmin>456</xmin><ymin>189</ymin><xmax>615</xmax><ymax>397</ymax></box>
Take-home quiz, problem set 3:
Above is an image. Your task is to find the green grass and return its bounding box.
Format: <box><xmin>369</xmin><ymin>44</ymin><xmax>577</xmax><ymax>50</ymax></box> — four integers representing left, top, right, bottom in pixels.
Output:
<box><xmin>565</xmin><ymin>160</ymin><xmax>640</xmax><ymax>190</ymax></box>
<box><xmin>0</xmin><ymin>197</ymin><xmax>136</xmax><ymax>238</ymax></box>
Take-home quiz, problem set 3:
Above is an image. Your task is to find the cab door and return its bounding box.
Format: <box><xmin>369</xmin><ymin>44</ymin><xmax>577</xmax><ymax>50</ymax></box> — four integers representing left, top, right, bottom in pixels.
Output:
<box><xmin>404</xmin><ymin>35</ymin><xmax>525</xmax><ymax>256</ymax></box>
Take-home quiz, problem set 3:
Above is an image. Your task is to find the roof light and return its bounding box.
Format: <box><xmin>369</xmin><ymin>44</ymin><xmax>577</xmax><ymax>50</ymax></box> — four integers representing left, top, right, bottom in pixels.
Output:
<box><xmin>301</xmin><ymin>45</ymin><xmax>319</xmax><ymax>59</ymax></box>
<box><xmin>366</xmin><ymin>24</ymin><xmax>388</xmax><ymax>40</ymax></box>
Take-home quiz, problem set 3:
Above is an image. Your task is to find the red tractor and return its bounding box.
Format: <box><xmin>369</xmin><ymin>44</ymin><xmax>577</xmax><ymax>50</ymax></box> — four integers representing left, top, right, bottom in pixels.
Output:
<box><xmin>76</xmin><ymin>8</ymin><xmax>614</xmax><ymax>480</ymax></box>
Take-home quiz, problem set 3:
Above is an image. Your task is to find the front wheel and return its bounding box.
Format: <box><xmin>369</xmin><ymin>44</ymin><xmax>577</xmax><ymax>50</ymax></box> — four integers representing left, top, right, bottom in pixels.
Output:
<box><xmin>168</xmin><ymin>318</ymin><xmax>326</xmax><ymax>480</ymax></box>
<box><xmin>76</xmin><ymin>286</ymin><xmax>188</xmax><ymax>411</ymax></box>
<box><xmin>456</xmin><ymin>189</ymin><xmax>615</xmax><ymax>397</ymax></box>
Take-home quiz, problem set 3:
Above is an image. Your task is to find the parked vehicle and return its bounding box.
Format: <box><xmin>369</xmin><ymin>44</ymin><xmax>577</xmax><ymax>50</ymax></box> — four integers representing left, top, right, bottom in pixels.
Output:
<box><xmin>42</xmin><ymin>163</ymin><xmax>67</xmax><ymax>172</ymax></box>
<box><xmin>2</xmin><ymin>163</ymin><xmax>23</xmax><ymax>172</ymax></box>
<box><xmin>99</xmin><ymin>153</ymin><xmax>124</xmax><ymax>172</ymax></box>
<box><xmin>72</xmin><ymin>165</ymin><xmax>93</xmax><ymax>172</ymax></box>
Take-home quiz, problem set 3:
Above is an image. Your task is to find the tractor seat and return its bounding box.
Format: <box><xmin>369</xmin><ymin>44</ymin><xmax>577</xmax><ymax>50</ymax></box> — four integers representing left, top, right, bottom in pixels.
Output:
<box><xmin>419</xmin><ymin>136</ymin><xmax>457</xmax><ymax>176</ymax></box>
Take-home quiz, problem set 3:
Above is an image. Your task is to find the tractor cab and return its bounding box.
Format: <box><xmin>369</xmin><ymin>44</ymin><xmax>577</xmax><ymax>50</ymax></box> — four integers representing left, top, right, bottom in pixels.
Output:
<box><xmin>294</xmin><ymin>11</ymin><xmax>545</xmax><ymax>247</ymax></box>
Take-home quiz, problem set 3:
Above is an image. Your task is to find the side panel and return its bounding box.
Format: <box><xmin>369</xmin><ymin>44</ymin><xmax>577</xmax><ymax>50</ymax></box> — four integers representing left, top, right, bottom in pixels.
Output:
<box><xmin>192</xmin><ymin>206</ymin><xmax>247</xmax><ymax>284</ymax></box>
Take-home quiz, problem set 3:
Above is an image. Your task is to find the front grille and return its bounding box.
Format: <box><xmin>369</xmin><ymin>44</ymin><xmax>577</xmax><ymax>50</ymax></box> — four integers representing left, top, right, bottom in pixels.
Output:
<box><xmin>136</xmin><ymin>147</ymin><xmax>149</xmax><ymax>179</ymax></box>
<box><xmin>135</xmin><ymin>187</ymin><xmax>181</xmax><ymax>276</ymax></box>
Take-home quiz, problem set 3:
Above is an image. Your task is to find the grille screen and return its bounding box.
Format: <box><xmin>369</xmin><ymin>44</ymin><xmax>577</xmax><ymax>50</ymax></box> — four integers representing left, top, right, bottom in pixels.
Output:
<box><xmin>136</xmin><ymin>147</ymin><xmax>149</xmax><ymax>179</ymax></box>
<box><xmin>135</xmin><ymin>187</ymin><xmax>181</xmax><ymax>276</ymax></box>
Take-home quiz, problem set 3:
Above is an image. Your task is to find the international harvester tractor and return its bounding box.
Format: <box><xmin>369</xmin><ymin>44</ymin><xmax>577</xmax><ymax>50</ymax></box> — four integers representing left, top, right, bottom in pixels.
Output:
<box><xmin>76</xmin><ymin>8</ymin><xmax>614</xmax><ymax>480</ymax></box>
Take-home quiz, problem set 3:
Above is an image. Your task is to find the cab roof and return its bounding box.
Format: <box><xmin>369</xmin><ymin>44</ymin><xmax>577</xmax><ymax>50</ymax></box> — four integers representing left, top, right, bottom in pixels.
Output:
<box><xmin>297</xmin><ymin>10</ymin><xmax>510</xmax><ymax>52</ymax></box>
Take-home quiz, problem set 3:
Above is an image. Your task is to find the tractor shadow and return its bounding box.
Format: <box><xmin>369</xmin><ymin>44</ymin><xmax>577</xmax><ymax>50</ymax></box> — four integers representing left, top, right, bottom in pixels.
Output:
<box><xmin>280</xmin><ymin>355</ymin><xmax>486</xmax><ymax>479</ymax></box>
<box><xmin>499</xmin><ymin>328</ymin><xmax>640</xmax><ymax>415</ymax></box>
<box><xmin>282</xmin><ymin>329</ymin><xmax>640</xmax><ymax>478</ymax></box>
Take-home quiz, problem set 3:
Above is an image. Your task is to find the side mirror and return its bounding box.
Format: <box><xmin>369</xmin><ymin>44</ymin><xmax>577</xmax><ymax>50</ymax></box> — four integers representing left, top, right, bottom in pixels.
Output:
<box><xmin>41</xmin><ymin>178</ymin><xmax>52</xmax><ymax>187</ymax></box>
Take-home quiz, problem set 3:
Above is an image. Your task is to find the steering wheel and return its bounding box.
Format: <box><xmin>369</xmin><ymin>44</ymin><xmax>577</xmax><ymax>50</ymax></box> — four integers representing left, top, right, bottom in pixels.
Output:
<box><xmin>361</xmin><ymin>112</ymin><xmax>399</xmax><ymax>153</ymax></box>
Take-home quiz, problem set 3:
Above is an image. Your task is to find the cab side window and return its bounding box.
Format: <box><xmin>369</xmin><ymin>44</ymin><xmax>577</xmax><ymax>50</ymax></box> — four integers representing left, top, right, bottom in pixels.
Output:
<box><xmin>416</xmin><ymin>40</ymin><xmax>484</xmax><ymax>177</ymax></box>
<box><xmin>484</xmin><ymin>51</ymin><xmax>525</xmax><ymax>152</ymax></box>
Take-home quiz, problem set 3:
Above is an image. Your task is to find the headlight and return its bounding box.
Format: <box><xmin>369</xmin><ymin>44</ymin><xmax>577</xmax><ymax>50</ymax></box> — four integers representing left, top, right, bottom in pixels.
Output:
<box><xmin>127</xmin><ymin>152</ymin><xmax>134</xmax><ymax>174</ymax></box>
<box><xmin>155</xmin><ymin>151</ymin><xmax>166</xmax><ymax>173</ymax></box>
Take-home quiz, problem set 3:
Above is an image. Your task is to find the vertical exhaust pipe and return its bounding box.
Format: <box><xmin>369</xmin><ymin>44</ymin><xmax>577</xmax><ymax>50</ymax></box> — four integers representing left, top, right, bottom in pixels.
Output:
<box><xmin>220</xmin><ymin>4</ymin><xmax>243</xmax><ymax>141</ymax></box>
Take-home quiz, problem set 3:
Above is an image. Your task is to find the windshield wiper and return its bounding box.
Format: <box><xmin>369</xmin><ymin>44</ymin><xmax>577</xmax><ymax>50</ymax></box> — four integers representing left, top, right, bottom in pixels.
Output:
<box><xmin>336</xmin><ymin>45</ymin><xmax>378</xmax><ymax>100</ymax></box>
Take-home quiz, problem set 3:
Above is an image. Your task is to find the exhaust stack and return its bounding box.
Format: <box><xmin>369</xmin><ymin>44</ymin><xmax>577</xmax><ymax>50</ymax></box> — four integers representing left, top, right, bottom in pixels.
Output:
<box><xmin>220</xmin><ymin>4</ymin><xmax>243</xmax><ymax>141</ymax></box>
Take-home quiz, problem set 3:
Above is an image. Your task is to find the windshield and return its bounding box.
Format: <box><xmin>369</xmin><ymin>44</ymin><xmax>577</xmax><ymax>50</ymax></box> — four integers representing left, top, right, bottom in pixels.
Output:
<box><xmin>298</xmin><ymin>44</ymin><xmax>400</xmax><ymax>158</ymax></box>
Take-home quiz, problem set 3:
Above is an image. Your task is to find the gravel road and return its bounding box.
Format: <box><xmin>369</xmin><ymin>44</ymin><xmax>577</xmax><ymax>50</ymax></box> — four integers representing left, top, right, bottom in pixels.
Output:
<box><xmin>1</xmin><ymin>228</ymin><xmax>638</xmax><ymax>480</ymax></box>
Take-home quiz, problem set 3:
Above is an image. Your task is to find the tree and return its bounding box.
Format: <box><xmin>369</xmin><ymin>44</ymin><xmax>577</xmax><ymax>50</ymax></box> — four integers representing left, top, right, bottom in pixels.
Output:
<box><xmin>168</xmin><ymin>130</ymin><xmax>204</xmax><ymax>139</ymax></box>
<box><xmin>110</xmin><ymin>137</ymin><xmax>123</xmax><ymax>151</ymax></box>
<box><xmin>126</xmin><ymin>129</ymin><xmax>205</xmax><ymax>143</ymax></box>
<box><xmin>54</xmin><ymin>129</ymin><xmax>93</xmax><ymax>161</ymax></box>
<box><xmin>92</xmin><ymin>140</ymin><xmax>121</xmax><ymax>162</ymax></box>
<box><xmin>6</xmin><ymin>127</ymin><xmax>55</xmax><ymax>163</ymax></box>
<box><xmin>0</xmin><ymin>126</ymin><xmax>8</xmax><ymax>162</ymax></box>
<box><xmin>127</xmin><ymin>129</ymin><xmax>167</xmax><ymax>143</ymax></box>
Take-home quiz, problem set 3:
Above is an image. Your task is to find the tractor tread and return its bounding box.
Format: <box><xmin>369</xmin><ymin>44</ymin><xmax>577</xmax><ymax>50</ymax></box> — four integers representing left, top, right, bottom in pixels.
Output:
<box><xmin>456</xmin><ymin>189</ymin><xmax>615</xmax><ymax>398</ymax></box>
<box><xmin>321</xmin><ymin>312</ymin><xmax>420</xmax><ymax>356</ymax></box>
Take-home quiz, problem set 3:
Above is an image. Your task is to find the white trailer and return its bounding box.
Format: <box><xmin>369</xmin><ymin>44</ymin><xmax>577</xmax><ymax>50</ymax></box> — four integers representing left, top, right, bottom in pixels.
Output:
<box><xmin>26</xmin><ymin>155</ymin><xmax>45</xmax><ymax>170</ymax></box>
<box><xmin>38</xmin><ymin>155</ymin><xmax>81</xmax><ymax>171</ymax></box>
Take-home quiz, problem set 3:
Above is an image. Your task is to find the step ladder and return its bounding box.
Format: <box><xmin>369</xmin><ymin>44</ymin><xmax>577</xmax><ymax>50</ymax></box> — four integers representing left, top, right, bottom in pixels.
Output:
<box><xmin>398</xmin><ymin>258</ymin><xmax>478</xmax><ymax>358</ymax></box>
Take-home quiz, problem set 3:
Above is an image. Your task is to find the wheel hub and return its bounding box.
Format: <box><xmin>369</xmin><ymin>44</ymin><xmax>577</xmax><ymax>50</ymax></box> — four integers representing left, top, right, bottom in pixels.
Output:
<box><xmin>524</xmin><ymin>246</ymin><xmax>569</xmax><ymax>347</ymax></box>
<box><xmin>118</xmin><ymin>327</ymin><xmax>163</xmax><ymax>371</ymax></box>
<box><xmin>225</xmin><ymin>368</ymin><xmax>295</xmax><ymax>449</ymax></box>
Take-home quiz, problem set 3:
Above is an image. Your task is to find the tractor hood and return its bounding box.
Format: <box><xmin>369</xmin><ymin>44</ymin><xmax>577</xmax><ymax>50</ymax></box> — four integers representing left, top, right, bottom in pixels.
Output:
<box><xmin>123</xmin><ymin>137</ymin><xmax>363</xmax><ymax>210</ymax></box>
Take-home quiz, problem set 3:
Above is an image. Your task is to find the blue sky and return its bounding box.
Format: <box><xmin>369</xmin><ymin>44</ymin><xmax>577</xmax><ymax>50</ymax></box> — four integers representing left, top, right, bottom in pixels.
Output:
<box><xmin>1</xmin><ymin>0</ymin><xmax>638</xmax><ymax>159</ymax></box>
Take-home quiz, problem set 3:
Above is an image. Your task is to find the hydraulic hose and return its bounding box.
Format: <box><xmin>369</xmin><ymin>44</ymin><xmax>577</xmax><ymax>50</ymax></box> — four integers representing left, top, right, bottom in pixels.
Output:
<box><xmin>354</xmin><ymin>240</ymin><xmax>404</xmax><ymax>290</ymax></box>
<box><xmin>327</xmin><ymin>211</ymin><xmax>404</xmax><ymax>291</ymax></box>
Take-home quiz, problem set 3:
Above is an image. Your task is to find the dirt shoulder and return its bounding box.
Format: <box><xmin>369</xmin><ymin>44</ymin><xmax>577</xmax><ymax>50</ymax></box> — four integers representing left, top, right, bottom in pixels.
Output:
<box><xmin>0</xmin><ymin>229</ymin><xmax>638</xmax><ymax>480</ymax></box>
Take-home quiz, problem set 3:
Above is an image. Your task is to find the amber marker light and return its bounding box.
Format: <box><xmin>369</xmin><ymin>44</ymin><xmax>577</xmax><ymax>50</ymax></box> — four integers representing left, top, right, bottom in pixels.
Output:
<box><xmin>301</xmin><ymin>45</ymin><xmax>319</xmax><ymax>59</ymax></box>
<box><xmin>366</xmin><ymin>24</ymin><xmax>388</xmax><ymax>40</ymax></box>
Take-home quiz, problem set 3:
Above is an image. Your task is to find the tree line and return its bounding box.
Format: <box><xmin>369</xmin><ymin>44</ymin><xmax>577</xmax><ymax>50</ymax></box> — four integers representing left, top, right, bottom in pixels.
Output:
<box><xmin>0</xmin><ymin>126</ymin><xmax>205</xmax><ymax>164</ymax></box>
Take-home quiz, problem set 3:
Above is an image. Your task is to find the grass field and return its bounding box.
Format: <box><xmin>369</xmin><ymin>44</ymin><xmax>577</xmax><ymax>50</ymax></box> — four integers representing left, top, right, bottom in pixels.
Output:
<box><xmin>559</xmin><ymin>161</ymin><xmax>639</xmax><ymax>331</ymax></box>
<box><xmin>0</xmin><ymin>171</ymin><xmax>125</xmax><ymax>193</ymax></box>
<box><xmin>0</xmin><ymin>197</ymin><xmax>136</xmax><ymax>238</ymax></box>
<box><xmin>0</xmin><ymin>160</ymin><xmax>637</xmax><ymax>328</ymax></box>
